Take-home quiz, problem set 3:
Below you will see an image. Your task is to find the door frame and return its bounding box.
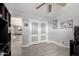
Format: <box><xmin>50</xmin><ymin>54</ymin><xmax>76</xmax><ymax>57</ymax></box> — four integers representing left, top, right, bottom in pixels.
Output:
<box><xmin>40</xmin><ymin>21</ymin><xmax>48</xmax><ymax>42</ymax></box>
<box><xmin>29</xmin><ymin>19</ymin><xmax>48</xmax><ymax>45</ymax></box>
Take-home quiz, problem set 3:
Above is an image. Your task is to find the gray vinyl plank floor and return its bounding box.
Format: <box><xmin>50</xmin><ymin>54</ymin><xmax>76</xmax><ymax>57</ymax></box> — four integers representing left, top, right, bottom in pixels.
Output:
<box><xmin>11</xmin><ymin>42</ymin><xmax>69</xmax><ymax>56</ymax></box>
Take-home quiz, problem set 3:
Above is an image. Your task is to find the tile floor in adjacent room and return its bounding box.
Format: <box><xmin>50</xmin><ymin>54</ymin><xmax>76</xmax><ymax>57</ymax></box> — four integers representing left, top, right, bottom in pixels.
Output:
<box><xmin>12</xmin><ymin>42</ymin><xmax>69</xmax><ymax>56</ymax></box>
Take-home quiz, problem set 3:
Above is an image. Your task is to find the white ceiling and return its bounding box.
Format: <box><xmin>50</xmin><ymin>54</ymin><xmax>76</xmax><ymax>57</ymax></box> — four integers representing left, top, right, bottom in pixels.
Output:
<box><xmin>5</xmin><ymin>3</ymin><xmax>63</xmax><ymax>18</ymax></box>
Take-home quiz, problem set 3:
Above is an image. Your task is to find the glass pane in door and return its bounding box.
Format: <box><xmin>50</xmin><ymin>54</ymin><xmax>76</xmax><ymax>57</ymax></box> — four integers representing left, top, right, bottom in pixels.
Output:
<box><xmin>31</xmin><ymin>22</ymin><xmax>38</xmax><ymax>42</ymax></box>
<box><xmin>41</xmin><ymin>23</ymin><xmax>46</xmax><ymax>34</ymax></box>
<box><xmin>40</xmin><ymin>23</ymin><xmax>47</xmax><ymax>41</ymax></box>
<box><xmin>32</xmin><ymin>22</ymin><xmax>38</xmax><ymax>34</ymax></box>
<box><xmin>32</xmin><ymin>36</ymin><xmax>38</xmax><ymax>42</ymax></box>
<box><xmin>41</xmin><ymin>35</ymin><xmax>46</xmax><ymax>40</ymax></box>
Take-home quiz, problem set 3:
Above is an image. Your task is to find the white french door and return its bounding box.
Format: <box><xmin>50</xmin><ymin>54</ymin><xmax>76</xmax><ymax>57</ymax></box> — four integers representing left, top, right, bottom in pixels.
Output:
<box><xmin>40</xmin><ymin>22</ymin><xmax>48</xmax><ymax>42</ymax></box>
<box><xmin>29</xmin><ymin>20</ymin><xmax>48</xmax><ymax>45</ymax></box>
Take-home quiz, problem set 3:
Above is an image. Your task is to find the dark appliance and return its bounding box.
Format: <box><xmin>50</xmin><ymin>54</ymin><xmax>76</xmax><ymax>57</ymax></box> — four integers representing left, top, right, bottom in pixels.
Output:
<box><xmin>74</xmin><ymin>26</ymin><xmax>79</xmax><ymax>56</ymax></box>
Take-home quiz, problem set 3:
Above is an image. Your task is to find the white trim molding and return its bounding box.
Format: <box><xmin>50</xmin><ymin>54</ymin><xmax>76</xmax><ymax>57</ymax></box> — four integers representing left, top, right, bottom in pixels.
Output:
<box><xmin>22</xmin><ymin>44</ymin><xmax>30</xmax><ymax>47</ymax></box>
<box><xmin>47</xmin><ymin>41</ymin><xmax>70</xmax><ymax>48</ymax></box>
<box><xmin>22</xmin><ymin>41</ymin><xmax>47</xmax><ymax>47</ymax></box>
<box><xmin>22</xmin><ymin>40</ymin><xmax>70</xmax><ymax>48</ymax></box>
<box><xmin>29</xmin><ymin>19</ymin><xmax>48</xmax><ymax>45</ymax></box>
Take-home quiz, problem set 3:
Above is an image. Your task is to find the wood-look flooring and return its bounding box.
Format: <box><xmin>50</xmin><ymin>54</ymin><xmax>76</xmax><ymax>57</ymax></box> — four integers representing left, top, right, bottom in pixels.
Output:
<box><xmin>11</xmin><ymin>42</ymin><xmax>69</xmax><ymax>56</ymax></box>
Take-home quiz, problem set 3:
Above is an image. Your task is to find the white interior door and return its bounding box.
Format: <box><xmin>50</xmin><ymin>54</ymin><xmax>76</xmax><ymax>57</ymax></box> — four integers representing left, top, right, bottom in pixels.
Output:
<box><xmin>40</xmin><ymin>22</ymin><xmax>48</xmax><ymax>42</ymax></box>
<box><xmin>30</xmin><ymin>20</ymin><xmax>39</xmax><ymax>44</ymax></box>
<box><xmin>30</xmin><ymin>20</ymin><xmax>48</xmax><ymax>44</ymax></box>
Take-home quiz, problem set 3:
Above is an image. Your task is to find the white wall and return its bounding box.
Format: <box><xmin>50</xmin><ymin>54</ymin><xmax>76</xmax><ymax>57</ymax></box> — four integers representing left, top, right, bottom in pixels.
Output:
<box><xmin>12</xmin><ymin>11</ymin><xmax>49</xmax><ymax>46</ymax></box>
<box><xmin>48</xmin><ymin>3</ymin><xmax>79</xmax><ymax>48</ymax></box>
<box><xmin>22</xmin><ymin>15</ymin><xmax>48</xmax><ymax>46</ymax></box>
<box><xmin>11</xmin><ymin>17</ymin><xmax>23</xmax><ymax>26</ymax></box>
<box><xmin>10</xmin><ymin>3</ymin><xmax>79</xmax><ymax>48</ymax></box>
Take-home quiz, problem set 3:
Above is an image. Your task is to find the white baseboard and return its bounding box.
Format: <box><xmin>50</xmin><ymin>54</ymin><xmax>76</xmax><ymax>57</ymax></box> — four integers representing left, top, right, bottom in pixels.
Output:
<box><xmin>47</xmin><ymin>41</ymin><xmax>69</xmax><ymax>48</ymax></box>
<box><xmin>22</xmin><ymin>44</ymin><xmax>30</xmax><ymax>47</ymax></box>
<box><xmin>22</xmin><ymin>41</ymin><xmax>70</xmax><ymax>48</ymax></box>
<box><xmin>22</xmin><ymin>41</ymin><xmax>47</xmax><ymax>47</ymax></box>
